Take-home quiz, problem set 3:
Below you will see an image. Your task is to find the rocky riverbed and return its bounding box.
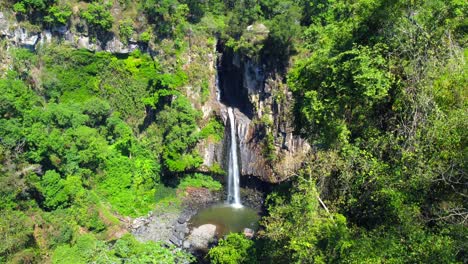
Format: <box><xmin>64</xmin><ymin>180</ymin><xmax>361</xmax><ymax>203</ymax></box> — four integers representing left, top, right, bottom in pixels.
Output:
<box><xmin>130</xmin><ymin>187</ymin><xmax>222</xmax><ymax>250</ymax></box>
<box><xmin>130</xmin><ymin>186</ymin><xmax>264</xmax><ymax>254</ymax></box>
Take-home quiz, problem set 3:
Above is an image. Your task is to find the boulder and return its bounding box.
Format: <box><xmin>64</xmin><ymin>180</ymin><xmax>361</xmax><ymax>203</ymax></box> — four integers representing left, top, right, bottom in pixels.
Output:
<box><xmin>246</xmin><ymin>23</ymin><xmax>269</xmax><ymax>34</ymax></box>
<box><xmin>186</xmin><ymin>224</ymin><xmax>217</xmax><ymax>251</ymax></box>
<box><xmin>170</xmin><ymin>234</ymin><xmax>182</xmax><ymax>246</ymax></box>
<box><xmin>243</xmin><ymin>228</ymin><xmax>254</xmax><ymax>239</ymax></box>
<box><xmin>177</xmin><ymin>214</ymin><xmax>190</xmax><ymax>224</ymax></box>
<box><xmin>77</xmin><ymin>36</ymin><xmax>90</xmax><ymax>49</ymax></box>
<box><xmin>175</xmin><ymin>223</ymin><xmax>188</xmax><ymax>233</ymax></box>
<box><xmin>183</xmin><ymin>240</ymin><xmax>191</xmax><ymax>249</ymax></box>
<box><xmin>105</xmin><ymin>37</ymin><xmax>131</xmax><ymax>54</ymax></box>
<box><xmin>131</xmin><ymin>217</ymin><xmax>147</xmax><ymax>230</ymax></box>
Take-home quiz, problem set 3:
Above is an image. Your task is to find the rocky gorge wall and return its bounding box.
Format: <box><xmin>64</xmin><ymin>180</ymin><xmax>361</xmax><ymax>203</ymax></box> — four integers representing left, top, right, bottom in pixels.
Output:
<box><xmin>201</xmin><ymin>45</ymin><xmax>310</xmax><ymax>184</ymax></box>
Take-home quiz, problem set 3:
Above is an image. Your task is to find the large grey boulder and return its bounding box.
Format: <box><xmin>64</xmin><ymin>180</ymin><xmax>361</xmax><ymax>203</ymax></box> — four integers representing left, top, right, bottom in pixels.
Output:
<box><xmin>186</xmin><ymin>224</ymin><xmax>217</xmax><ymax>251</ymax></box>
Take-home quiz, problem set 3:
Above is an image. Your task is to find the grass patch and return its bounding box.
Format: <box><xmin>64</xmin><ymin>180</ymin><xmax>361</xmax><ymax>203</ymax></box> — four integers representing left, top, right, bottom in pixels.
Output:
<box><xmin>178</xmin><ymin>173</ymin><xmax>222</xmax><ymax>191</ymax></box>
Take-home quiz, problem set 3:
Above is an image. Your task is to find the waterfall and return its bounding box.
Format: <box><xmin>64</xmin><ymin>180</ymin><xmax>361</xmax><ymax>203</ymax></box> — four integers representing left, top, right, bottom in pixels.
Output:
<box><xmin>215</xmin><ymin>70</ymin><xmax>221</xmax><ymax>101</ymax></box>
<box><xmin>227</xmin><ymin>107</ymin><xmax>242</xmax><ymax>208</ymax></box>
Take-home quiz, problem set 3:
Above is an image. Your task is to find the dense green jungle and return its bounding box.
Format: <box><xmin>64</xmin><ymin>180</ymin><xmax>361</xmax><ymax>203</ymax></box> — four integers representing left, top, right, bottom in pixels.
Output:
<box><xmin>0</xmin><ymin>0</ymin><xmax>466</xmax><ymax>263</ymax></box>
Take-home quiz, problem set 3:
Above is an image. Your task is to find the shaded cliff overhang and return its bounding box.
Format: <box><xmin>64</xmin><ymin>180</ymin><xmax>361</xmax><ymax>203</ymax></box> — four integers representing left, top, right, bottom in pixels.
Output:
<box><xmin>217</xmin><ymin>43</ymin><xmax>255</xmax><ymax>118</ymax></box>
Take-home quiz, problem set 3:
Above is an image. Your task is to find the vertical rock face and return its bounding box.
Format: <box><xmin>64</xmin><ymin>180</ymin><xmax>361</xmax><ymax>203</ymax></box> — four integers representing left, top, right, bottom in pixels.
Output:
<box><xmin>217</xmin><ymin>50</ymin><xmax>310</xmax><ymax>183</ymax></box>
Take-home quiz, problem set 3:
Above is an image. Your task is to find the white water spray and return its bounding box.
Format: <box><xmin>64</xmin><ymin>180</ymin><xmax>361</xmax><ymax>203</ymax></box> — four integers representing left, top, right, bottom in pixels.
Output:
<box><xmin>227</xmin><ymin>107</ymin><xmax>242</xmax><ymax>208</ymax></box>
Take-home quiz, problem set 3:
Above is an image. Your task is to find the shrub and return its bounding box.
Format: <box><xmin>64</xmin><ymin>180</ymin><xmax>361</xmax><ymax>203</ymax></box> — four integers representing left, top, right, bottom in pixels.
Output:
<box><xmin>119</xmin><ymin>19</ymin><xmax>134</xmax><ymax>44</ymax></box>
<box><xmin>38</xmin><ymin>170</ymin><xmax>71</xmax><ymax>210</ymax></box>
<box><xmin>81</xmin><ymin>2</ymin><xmax>114</xmax><ymax>31</ymax></box>
<box><xmin>208</xmin><ymin>233</ymin><xmax>256</xmax><ymax>264</ymax></box>
<box><xmin>44</xmin><ymin>5</ymin><xmax>72</xmax><ymax>25</ymax></box>
<box><xmin>139</xmin><ymin>29</ymin><xmax>152</xmax><ymax>43</ymax></box>
<box><xmin>199</xmin><ymin>117</ymin><xmax>224</xmax><ymax>142</ymax></box>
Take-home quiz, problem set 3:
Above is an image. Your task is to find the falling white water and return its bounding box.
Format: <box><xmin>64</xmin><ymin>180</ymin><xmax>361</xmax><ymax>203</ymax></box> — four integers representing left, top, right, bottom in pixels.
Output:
<box><xmin>215</xmin><ymin>71</ymin><xmax>221</xmax><ymax>101</ymax></box>
<box><xmin>227</xmin><ymin>107</ymin><xmax>242</xmax><ymax>208</ymax></box>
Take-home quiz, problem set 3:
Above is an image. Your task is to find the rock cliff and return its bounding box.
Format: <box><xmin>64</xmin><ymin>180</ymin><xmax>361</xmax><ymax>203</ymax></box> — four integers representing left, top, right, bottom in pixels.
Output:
<box><xmin>214</xmin><ymin>47</ymin><xmax>310</xmax><ymax>183</ymax></box>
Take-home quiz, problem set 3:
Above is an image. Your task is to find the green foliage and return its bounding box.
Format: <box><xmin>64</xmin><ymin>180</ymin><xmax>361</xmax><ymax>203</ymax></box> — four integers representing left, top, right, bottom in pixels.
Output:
<box><xmin>13</xmin><ymin>2</ymin><xmax>27</xmax><ymax>13</ymax></box>
<box><xmin>44</xmin><ymin>4</ymin><xmax>72</xmax><ymax>25</ymax></box>
<box><xmin>119</xmin><ymin>18</ymin><xmax>134</xmax><ymax>44</ymax></box>
<box><xmin>289</xmin><ymin>44</ymin><xmax>392</xmax><ymax>147</ymax></box>
<box><xmin>1</xmin><ymin>1</ymin><xmax>466</xmax><ymax>263</ymax></box>
<box><xmin>157</xmin><ymin>96</ymin><xmax>203</xmax><ymax>173</ymax></box>
<box><xmin>345</xmin><ymin>228</ymin><xmax>459</xmax><ymax>264</ymax></box>
<box><xmin>112</xmin><ymin>234</ymin><xmax>194</xmax><ymax>263</ymax></box>
<box><xmin>154</xmin><ymin>183</ymin><xmax>177</xmax><ymax>203</ymax></box>
<box><xmin>199</xmin><ymin>117</ymin><xmax>224</xmax><ymax>142</ymax></box>
<box><xmin>80</xmin><ymin>2</ymin><xmax>114</xmax><ymax>31</ymax></box>
<box><xmin>40</xmin><ymin>46</ymin><xmax>158</xmax><ymax>123</ymax></box>
<box><xmin>208</xmin><ymin>233</ymin><xmax>256</xmax><ymax>264</ymax></box>
<box><xmin>178</xmin><ymin>173</ymin><xmax>222</xmax><ymax>191</ymax></box>
<box><xmin>13</xmin><ymin>0</ymin><xmax>55</xmax><ymax>13</ymax></box>
<box><xmin>0</xmin><ymin>210</ymin><xmax>33</xmax><ymax>262</ymax></box>
<box><xmin>37</xmin><ymin>170</ymin><xmax>71</xmax><ymax>210</ymax></box>
<box><xmin>52</xmin><ymin>233</ymin><xmax>194</xmax><ymax>264</ymax></box>
<box><xmin>256</xmin><ymin>114</ymin><xmax>276</xmax><ymax>162</ymax></box>
<box><xmin>139</xmin><ymin>28</ymin><xmax>153</xmax><ymax>43</ymax></box>
<box><xmin>261</xmin><ymin>1</ymin><xmax>302</xmax><ymax>63</ymax></box>
<box><xmin>260</xmin><ymin>178</ymin><xmax>351</xmax><ymax>263</ymax></box>
<box><xmin>97</xmin><ymin>154</ymin><xmax>157</xmax><ymax>217</ymax></box>
<box><xmin>276</xmin><ymin>1</ymin><xmax>467</xmax><ymax>263</ymax></box>
<box><xmin>142</xmin><ymin>0</ymin><xmax>189</xmax><ymax>38</ymax></box>
<box><xmin>225</xmin><ymin>0</ymin><xmax>261</xmax><ymax>39</ymax></box>
<box><xmin>82</xmin><ymin>97</ymin><xmax>111</xmax><ymax>127</ymax></box>
<box><xmin>52</xmin><ymin>234</ymin><xmax>108</xmax><ymax>264</ymax></box>
<box><xmin>262</xmin><ymin>131</ymin><xmax>276</xmax><ymax>162</ymax></box>
<box><xmin>0</xmin><ymin>75</ymin><xmax>39</xmax><ymax>120</ymax></box>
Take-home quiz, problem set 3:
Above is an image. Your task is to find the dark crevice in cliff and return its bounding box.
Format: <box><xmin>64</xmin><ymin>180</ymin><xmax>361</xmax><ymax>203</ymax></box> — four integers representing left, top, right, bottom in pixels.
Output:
<box><xmin>216</xmin><ymin>43</ymin><xmax>254</xmax><ymax>119</ymax></box>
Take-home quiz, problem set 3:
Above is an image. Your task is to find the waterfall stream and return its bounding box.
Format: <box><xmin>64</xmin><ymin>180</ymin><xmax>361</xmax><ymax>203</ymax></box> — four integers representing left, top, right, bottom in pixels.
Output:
<box><xmin>227</xmin><ymin>107</ymin><xmax>242</xmax><ymax>208</ymax></box>
<box><xmin>215</xmin><ymin>70</ymin><xmax>221</xmax><ymax>101</ymax></box>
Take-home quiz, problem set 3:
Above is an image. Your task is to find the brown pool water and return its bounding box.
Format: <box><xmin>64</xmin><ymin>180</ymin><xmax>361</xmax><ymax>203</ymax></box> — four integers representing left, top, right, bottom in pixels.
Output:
<box><xmin>189</xmin><ymin>204</ymin><xmax>260</xmax><ymax>237</ymax></box>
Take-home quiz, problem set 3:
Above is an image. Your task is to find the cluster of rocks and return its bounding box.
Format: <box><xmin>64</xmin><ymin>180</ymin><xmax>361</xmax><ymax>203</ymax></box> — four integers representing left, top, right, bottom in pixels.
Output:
<box><xmin>131</xmin><ymin>188</ymin><xmax>222</xmax><ymax>250</ymax></box>
<box><xmin>169</xmin><ymin>212</ymin><xmax>194</xmax><ymax>249</ymax></box>
<box><xmin>131</xmin><ymin>210</ymin><xmax>180</xmax><ymax>243</ymax></box>
<box><xmin>130</xmin><ymin>206</ymin><xmax>218</xmax><ymax>252</ymax></box>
